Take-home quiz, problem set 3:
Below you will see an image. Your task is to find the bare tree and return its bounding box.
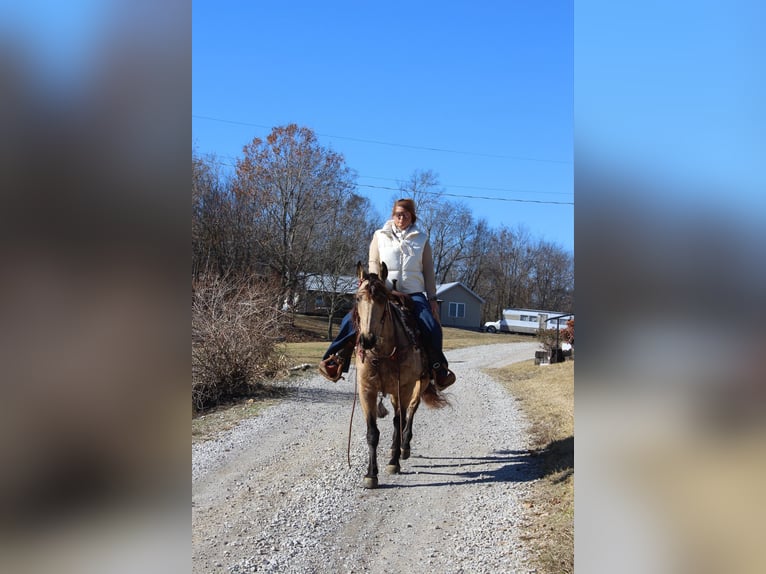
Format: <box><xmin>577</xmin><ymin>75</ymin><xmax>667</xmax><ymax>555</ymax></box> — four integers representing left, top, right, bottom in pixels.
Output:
<box><xmin>472</xmin><ymin>225</ymin><xmax>536</xmax><ymax>319</ymax></box>
<box><xmin>529</xmin><ymin>240</ymin><xmax>574</xmax><ymax>311</ymax></box>
<box><xmin>233</xmin><ymin>124</ymin><xmax>357</xmax><ymax>306</ymax></box>
<box><xmin>394</xmin><ymin>169</ymin><xmax>443</xmax><ymax>234</ymax></box>
<box><xmin>392</xmin><ymin>170</ymin><xmax>478</xmax><ymax>284</ymax></box>
<box><xmin>312</xmin><ymin>194</ymin><xmax>379</xmax><ymax>338</ymax></box>
<box><xmin>192</xmin><ymin>152</ymin><xmax>238</xmax><ymax>277</ymax></box>
<box><xmin>428</xmin><ymin>200</ymin><xmax>474</xmax><ymax>283</ymax></box>
<box><xmin>455</xmin><ymin>218</ymin><xmax>492</xmax><ymax>294</ymax></box>
<box><xmin>504</xmin><ymin>225</ymin><xmax>536</xmax><ymax>309</ymax></box>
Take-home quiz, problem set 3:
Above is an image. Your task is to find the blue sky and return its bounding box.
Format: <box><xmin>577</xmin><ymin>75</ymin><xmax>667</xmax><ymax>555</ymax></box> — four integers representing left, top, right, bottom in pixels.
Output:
<box><xmin>193</xmin><ymin>1</ymin><xmax>573</xmax><ymax>253</ymax></box>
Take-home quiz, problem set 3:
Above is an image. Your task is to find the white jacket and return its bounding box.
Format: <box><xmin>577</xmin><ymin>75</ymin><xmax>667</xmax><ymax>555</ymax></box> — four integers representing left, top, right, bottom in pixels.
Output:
<box><xmin>369</xmin><ymin>221</ymin><xmax>435</xmax><ymax>297</ymax></box>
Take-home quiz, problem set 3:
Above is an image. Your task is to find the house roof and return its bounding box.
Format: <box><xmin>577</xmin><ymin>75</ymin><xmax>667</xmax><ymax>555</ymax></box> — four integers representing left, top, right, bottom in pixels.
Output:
<box><xmin>304</xmin><ymin>274</ymin><xmax>486</xmax><ymax>304</ymax></box>
<box><xmin>304</xmin><ymin>274</ymin><xmax>357</xmax><ymax>294</ymax></box>
<box><xmin>436</xmin><ymin>282</ymin><xmax>486</xmax><ymax>304</ymax></box>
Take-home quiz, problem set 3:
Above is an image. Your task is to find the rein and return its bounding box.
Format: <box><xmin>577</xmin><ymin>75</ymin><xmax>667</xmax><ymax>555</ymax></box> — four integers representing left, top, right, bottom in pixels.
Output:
<box><xmin>347</xmin><ymin>366</ymin><xmax>357</xmax><ymax>469</ymax></box>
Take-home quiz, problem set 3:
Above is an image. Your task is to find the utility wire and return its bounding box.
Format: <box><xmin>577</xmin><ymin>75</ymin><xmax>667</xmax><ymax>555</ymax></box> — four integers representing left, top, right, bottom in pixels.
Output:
<box><xmin>201</xmin><ymin>159</ymin><xmax>573</xmax><ymax>206</ymax></box>
<box><xmin>193</xmin><ymin>114</ymin><xmax>571</xmax><ymax>165</ymax></box>
<box><xmin>201</xmin><ymin>154</ymin><xmax>573</xmax><ymax>199</ymax></box>
<box><xmin>358</xmin><ymin>174</ymin><xmax>571</xmax><ymax>196</ymax></box>
<box><xmin>357</xmin><ymin>184</ymin><xmax>573</xmax><ymax>205</ymax></box>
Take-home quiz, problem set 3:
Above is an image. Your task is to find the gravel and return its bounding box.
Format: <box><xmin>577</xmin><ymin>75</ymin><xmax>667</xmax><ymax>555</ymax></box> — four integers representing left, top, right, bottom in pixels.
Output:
<box><xmin>193</xmin><ymin>341</ymin><xmax>542</xmax><ymax>574</ymax></box>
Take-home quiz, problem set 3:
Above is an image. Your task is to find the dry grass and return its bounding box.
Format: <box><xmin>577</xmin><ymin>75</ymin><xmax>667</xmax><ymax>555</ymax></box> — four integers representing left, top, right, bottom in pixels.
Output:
<box><xmin>487</xmin><ymin>359</ymin><xmax>574</xmax><ymax>574</ymax></box>
<box><xmin>192</xmin><ymin>397</ymin><xmax>281</xmax><ymax>442</ymax></box>
<box><xmin>281</xmin><ymin>314</ymin><xmax>529</xmax><ymax>366</ymax></box>
<box><xmin>281</xmin><ymin>341</ymin><xmax>329</xmax><ymax>366</ymax></box>
<box><xmin>442</xmin><ymin>327</ymin><xmax>531</xmax><ymax>351</ymax></box>
<box><xmin>279</xmin><ymin>319</ymin><xmax>522</xmax><ymax>376</ymax></box>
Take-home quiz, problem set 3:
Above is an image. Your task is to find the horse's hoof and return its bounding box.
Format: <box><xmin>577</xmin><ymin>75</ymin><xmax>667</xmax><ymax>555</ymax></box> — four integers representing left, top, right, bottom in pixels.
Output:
<box><xmin>363</xmin><ymin>477</ymin><xmax>379</xmax><ymax>489</ymax></box>
<box><xmin>385</xmin><ymin>464</ymin><xmax>400</xmax><ymax>474</ymax></box>
<box><xmin>401</xmin><ymin>448</ymin><xmax>411</xmax><ymax>460</ymax></box>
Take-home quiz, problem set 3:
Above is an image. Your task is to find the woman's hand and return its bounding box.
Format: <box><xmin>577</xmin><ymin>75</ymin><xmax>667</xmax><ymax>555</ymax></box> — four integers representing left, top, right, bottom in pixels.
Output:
<box><xmin>430</xmin><ymin>300</ymin><xmax>440</xmax><ymax>323</ymax></box>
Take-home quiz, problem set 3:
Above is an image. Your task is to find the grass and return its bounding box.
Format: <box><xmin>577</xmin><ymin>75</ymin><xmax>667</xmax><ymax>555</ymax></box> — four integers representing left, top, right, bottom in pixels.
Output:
<box><xmin>487</xmin><ymin>359</ymin><xmax>574</xmax><ymax>574</ymax></box>
<box><xmin>281</xmin><ymin>341</ymin><xmax>329</xmax><ymax>367</ymax></box>
<box><xmin>281</xmin><ymin>313</ymin><xmax>531</xmax><ymax>366</ymax></box>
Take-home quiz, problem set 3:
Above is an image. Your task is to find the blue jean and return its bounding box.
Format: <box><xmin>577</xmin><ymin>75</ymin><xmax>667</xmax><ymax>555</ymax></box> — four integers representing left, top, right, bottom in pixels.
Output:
<box><xmin>322</xmin><ymin>293</ymin><xmax>447</xmax><ymax>371</ymax></box>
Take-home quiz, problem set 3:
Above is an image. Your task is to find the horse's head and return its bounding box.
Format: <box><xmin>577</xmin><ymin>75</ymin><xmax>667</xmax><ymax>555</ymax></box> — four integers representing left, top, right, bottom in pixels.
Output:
<box><xmin>354</xmin><ymin>261</ymin><xmax>390</xmax><ymax>350</ymax></box>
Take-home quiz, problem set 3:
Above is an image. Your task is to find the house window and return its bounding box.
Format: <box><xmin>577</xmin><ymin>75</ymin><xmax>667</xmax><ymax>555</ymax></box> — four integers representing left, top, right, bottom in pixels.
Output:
<box><xmin>448</xmin><ymin>302</ymin><xmax>465</xmax><ymax>318</ymax></box>
<box><xmin>315</xmin><ymin>295</ymin><xmax>326</xmax><ymax>308</ymax></box>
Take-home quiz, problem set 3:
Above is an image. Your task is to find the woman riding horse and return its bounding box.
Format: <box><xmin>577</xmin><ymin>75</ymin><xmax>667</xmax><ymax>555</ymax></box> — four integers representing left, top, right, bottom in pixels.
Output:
<box><xmin>353</xmin><ymin>261</ymin><xmax>447</xmax><ymax>488</ymax></box>
<box><xmin>319</xmin><ymin>198</ymin><xmax>456</xmax><ymax>390</ymax></box>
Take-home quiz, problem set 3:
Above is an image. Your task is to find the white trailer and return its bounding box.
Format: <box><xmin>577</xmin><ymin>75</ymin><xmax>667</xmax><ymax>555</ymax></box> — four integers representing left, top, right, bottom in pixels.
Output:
<box><xmin>484</xmin><ymin>308</ymin><xmax>572</xmax><ymax>335</ymax></box>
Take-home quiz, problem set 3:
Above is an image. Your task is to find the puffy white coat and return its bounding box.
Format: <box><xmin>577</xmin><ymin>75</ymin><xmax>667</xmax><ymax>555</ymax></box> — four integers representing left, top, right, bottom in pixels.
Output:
<box><xmin>369</xmin><ymin>221</ymin><xmax>432</xmax><ymax>295</ymax></box>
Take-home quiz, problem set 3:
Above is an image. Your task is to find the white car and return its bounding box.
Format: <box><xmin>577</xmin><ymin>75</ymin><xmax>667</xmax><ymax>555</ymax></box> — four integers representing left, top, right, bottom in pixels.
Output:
<box><xmin>483</xmin><ymin>320</ymin><xmax>504</xmax><ymax>333</ymax></box>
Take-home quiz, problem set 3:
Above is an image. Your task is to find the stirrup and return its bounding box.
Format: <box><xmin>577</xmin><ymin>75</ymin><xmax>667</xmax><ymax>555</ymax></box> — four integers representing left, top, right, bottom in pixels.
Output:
<box><xmin>319</xmin><ymin>354</ymin><xmax>345</xmax><ymax>382</ymax></box>
<box><xmin>432</xmin><ymin>363</ymin><xmax>456</xmax><ymax>390</ymax></box>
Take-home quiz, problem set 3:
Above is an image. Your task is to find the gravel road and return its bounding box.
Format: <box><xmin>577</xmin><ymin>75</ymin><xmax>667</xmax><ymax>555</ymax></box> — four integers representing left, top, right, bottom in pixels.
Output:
<box><xmin>193</xmin><ymin>341</ymin><xmax>542</xmax><ymax>574</ymax></box>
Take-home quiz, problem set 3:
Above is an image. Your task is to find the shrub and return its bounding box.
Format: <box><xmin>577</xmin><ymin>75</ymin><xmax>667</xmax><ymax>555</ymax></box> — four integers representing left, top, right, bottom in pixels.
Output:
<box><xmin>537</xmin><ymin>318</ymin><xmax>574</xmax><ymax>353</ymax></box>
<box><xmin>192</xmin><ymin>274</ymin><xmax>287</xmax><ymax>413</ymax></box>
<box><xmin>537</xmin><ymin>328</ymin><xmax>560</xmax><ymax>353</ymax></box>
<box><xmin>561</xmin><ymin>318</ymin><xmax>574</xmax><ymax>345</ymax></box>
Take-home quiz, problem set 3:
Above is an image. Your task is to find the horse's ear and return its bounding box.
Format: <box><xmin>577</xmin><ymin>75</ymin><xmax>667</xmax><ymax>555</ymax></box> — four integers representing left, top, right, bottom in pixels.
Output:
<box><xmin>380</xmin><ymin>262</ymin><xmax>388</xmax><ymax>282</ymax></box>
<box><xmin>356</xmin><ymin>261</ymin><xmax>365</xmax><ymax>280</ymax></box>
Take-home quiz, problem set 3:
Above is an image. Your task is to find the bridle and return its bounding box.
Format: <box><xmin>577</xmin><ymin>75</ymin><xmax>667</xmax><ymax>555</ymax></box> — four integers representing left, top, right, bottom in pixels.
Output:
<box><xmin>355</xmin><ymin>279</ymin><xmax>405</xmax><ymax>364</ymax></box>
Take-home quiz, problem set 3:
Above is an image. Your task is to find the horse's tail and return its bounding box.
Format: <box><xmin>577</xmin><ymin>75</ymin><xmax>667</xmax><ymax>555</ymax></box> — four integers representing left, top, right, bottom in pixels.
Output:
<box><xmin>421</xmin><ymin>380</ymin><xmax>450</xmax><ymax>409</ymax></box>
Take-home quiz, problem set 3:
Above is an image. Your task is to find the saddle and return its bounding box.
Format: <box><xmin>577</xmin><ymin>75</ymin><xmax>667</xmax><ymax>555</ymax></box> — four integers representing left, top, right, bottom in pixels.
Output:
<box><xmin>387</xmin><ymin>290</ymin><xmax>429</xmax><ymax>363</ymax></box>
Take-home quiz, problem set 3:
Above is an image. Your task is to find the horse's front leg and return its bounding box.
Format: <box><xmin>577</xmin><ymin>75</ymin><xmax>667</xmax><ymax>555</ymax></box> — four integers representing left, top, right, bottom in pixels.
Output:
<box><xmin>364</xmin><ymin>410</ymin><xmax>380</xmax><ymax>489</ymax></box>
<box><xmin>387</xmin><ymin>402</ymin><xmax>403</xmax><ymax>474</ymax></box>
<box><xmin>401</xmin><ymin>403</ymin><xmax>419</xmax><ymax>460</ymax></box>
<box><xmin>401</xmin><ymin>385</ymin><xmax>422</xmax><ymax>460</ymax></box>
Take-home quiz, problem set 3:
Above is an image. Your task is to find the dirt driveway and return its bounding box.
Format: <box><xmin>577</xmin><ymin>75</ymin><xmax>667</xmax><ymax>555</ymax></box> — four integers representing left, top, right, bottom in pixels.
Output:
<box><xmin>193</xmin><ymin>342</ymin><xmax>542</xmax><ymax>573</ymax></box>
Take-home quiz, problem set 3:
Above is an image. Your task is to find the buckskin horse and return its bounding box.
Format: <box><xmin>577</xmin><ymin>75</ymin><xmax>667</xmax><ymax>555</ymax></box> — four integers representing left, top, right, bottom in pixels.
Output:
<box><xmin>353</xmin><ymin>261</ymin><xmax>447</xmax><ymax>489</ymax></box>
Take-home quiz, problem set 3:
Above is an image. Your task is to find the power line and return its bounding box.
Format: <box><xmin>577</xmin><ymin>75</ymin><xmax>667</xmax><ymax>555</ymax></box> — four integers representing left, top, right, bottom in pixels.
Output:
<box><xmin>200</xmin><ymin>159</ymin><xmax>573</xmax><ymax>206</ymax></box>
<box><xmin>193</xmin><ymin>114</ymin><xmax>571</xmax><ymax>165</ymax></box>
<box><xmin>198</xmin><ymin>154</ymin><xmax>572</xmax><ymax>199</ymax></box>
<box><xmin>356</xmin><ymin>184</ymin><xmax>573</xmax><ymax>206</ymax></box>
<box><xmin>358</xmin><ymin>174</ymin><xmax>572</xmax><ymax>197</ymax></box>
